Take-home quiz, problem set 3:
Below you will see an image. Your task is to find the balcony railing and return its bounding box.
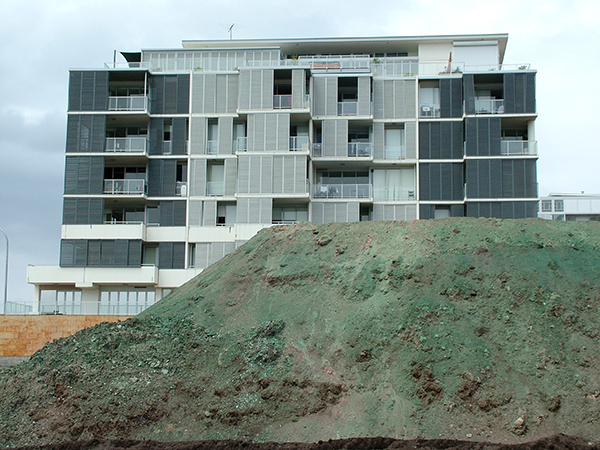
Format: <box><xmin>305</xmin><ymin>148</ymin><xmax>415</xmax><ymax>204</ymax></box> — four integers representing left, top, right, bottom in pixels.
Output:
<box><xmin>347</xmin><ymin>142</ymin><xmax>372</xmax><ymax>157</ymax></box>
<box><xmin>206</xmin><ymin>181</ymin><xmax>224</xmax><ymax>196</ymax></box>
<box><xmin>312</xmin><ymin>143</ymin><xmax>322</xmax><ymax>157</ymax></box>
<box><xmin>103</xmin><ymin>179</ymin><xmax>146</xmax><ymax>195</ymax></box>
<box><xmin>338</xmin><ymin>101</ymin><xmax>358</xmax><ymax>116</ymax></box>
<box><xmin>419</xmin><ymin>104</ymin><xmax>441</xmax><ymax>118</ymax></box>
<box><xmin>384</xmin><ymin>146</ymin><xmax>406</xmax><ymax>160</ymax></box>
<box><xmin>313</xmin><ymin>184</ymin><xmax>371</xmax><ymax>199</ymax></box>
<box><xmin>207</xmin><ymin>140</ymin><xmax>219</xmax><ymax>155</ymax></box>
<box><xmin>233</xmin><ymin>137</ymin><xmax>247</xmax><ymax>152</ymax></box>
<box><xmin>373</xmin><ymin>187</ymin><xmax>416</xmax><ymax>201</ymax></box>
<box><xmin>108</xmin><ymin>95</ymin><xmax>148</xmax><ymax>111</ymax></box>
<box><xmin>290</xmin><ymin>136</ymin><xmax>310</xmax><ymax>151</ymax></box>
<box><xmin>501</xmin><ymin>140</ymin><xmax>538</xmax><ymax>156</ymax></box>
<box><xmin>273</xmin><ymin>94</ymin><xmax>292</xmax><ymax>109</ymax></box>
<box><xmin>105</xmin><ymin>137</ymin><xmax>148</xmax><ymax>153</ymax></box>
<box><xmin>475</xmin><ymin>97</ymin><xmax>505</xmax><ymax>114</ymax></box>
<box><xmin>176</xmin><ymin>182</ymin><xmax>188</xmax><ymax>196</ymax></box>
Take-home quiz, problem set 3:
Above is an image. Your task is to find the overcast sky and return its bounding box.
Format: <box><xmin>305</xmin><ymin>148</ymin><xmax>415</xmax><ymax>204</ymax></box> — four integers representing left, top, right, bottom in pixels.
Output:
<box><xmin>0</xmin><ymin>0</ymin><xmax>598</xmax><ymax>308</ymax></box>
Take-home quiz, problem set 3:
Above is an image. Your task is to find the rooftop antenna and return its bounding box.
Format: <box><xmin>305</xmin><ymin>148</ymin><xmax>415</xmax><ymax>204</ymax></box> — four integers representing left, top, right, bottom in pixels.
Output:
<box><xmin>228</xmin><ymin>23</ymin><xmax>235</xmax><ymax>40</ymax></box>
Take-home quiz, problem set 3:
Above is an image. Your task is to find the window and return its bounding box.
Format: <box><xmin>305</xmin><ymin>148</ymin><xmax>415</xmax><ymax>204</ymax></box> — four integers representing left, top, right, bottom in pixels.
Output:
<box><xmin>39</xmin><ymin>289</ymin><xmax>82</xmax><ymax>315</ymax></box>
<box><xmin>554</xmin><ymin>200</ymin><xmax>564</xmax><ymax>212</ymax></box>
<box><xmin>541</xmin><ymin>200</ymin><xmax>552</xmax><ymax>212</ymax></box>
<box><xmin>100</xmin><ymin>288</ymin><xmax>156</xmax><ymax>315</ymax></box>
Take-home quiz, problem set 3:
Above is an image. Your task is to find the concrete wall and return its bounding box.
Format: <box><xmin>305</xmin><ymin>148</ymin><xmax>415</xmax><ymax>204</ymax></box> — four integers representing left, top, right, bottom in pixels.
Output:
<box><xmin>0</xmin><ymin>315</ymin><xmax>132</xmax><ymax>360</ymax></box>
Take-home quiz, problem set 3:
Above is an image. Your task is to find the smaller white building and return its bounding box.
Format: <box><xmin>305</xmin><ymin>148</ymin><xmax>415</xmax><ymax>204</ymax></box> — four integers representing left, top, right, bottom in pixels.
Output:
<box><xmin>539</xmin><ymin>193</ymin><xmax>600</xmax><ymax>221</ymax></box>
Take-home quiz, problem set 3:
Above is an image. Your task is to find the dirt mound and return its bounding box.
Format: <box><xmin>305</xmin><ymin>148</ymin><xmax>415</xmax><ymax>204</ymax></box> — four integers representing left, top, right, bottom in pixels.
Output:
<box><xmin>2</xmin><ymin>218</ymin><xmax>600</xmax><ymax>448</ymax></box>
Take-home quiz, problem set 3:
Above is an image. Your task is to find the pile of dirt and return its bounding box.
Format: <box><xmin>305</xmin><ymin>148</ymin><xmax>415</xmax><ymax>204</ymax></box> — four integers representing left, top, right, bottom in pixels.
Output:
<box><xmin>1</xmin><ymin>218</ymin><xmax>600</xmax><ymax>448</ymax></box>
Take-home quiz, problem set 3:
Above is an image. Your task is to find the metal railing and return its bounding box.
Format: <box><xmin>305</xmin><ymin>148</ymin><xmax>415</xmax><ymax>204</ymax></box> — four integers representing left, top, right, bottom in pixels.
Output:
<box><xmin>312</xmin><ymin>143</ymin><xmax>322</xmax><ymax>157</ymax></box>
<box><xmin>301</xmin><ymin>55</ymin><xmax>371</xmax><ymax>72</ymax></box>
<box><xmin>4</xmin><ymin>301</ymin><xmax>33</xmax><ymax>315</ymax></box>
<box><xmin>313</xmin><ymin>184</ymin><xmax>371</xmax><ymax>199</ymax></box>
<box><xmin>419</xmin><ymin>104</ymin><xmax>441</xmax><ymax>118</ymax></box>
<box><xmin>501</xmin><ymin>140</ymin><xmax>538</xmax><ymax>156</ymax></box>
<box><xmin>464</xmin><ymin>63</ymin><xmax>531</xmax><ymax>73</ymax></box>
<box><xmin>475</xmin><ymin>98</ymin><xmax>505</xmax><ymax>114</ymax></box>
<box><xmin>384</xmin><ymin>146</ymin><xmax>406</xmax><ymax>160</ymax></box>
<box><xmin>233</xmin><ymin>137</ymin><xmax>247</xmax><ymax>152</ymax></box>
<box><xmin>373</xmin><ymin>187</ymin><xmax>415</xmax><ymax>201</ymax></box>
<box><xmin>273</xmin><ymin>94</ymin><xmax>292</xmax><ymax>109</ymax></box>
<box><xmin>347</xmin><ymin>142</ymin><xmax>372</xmax><ymax>157</ymax></box>
<box><xmin>371</xmin><ymin>58</ymin><xmax>420</xmax><ymax>77</ymax></box>
<box><xmin>207</xmin><ymin>140</ymin><xmax>219</xmax><ymax>155</ymax></box>
<box><xmin>105</xmin><ymin>137</ymin><xmax>148</xmax><ymax>153</ymax></box>
<box><xmin>108</xmin><ymin>96</ymin><xmax>148</xmax><ymax>111</ymax></box>
<box><xmin>103</xmin><ymin>179</ymin><xmax>146</xmax><ymax>195</ymax></box>
<box><xmin>206</xmin><ymin>181</ymin><xmax>224</xmax><ymax>196</ymax></box>
<box><xmin>290</xmin><ymin>136</ymin><xmax>311</xmax><ymax>151</ymax></box>
<box><xmin>338</xmin><ymin>101</ymin><xmax>358</xmax><ymax>116</ymax></box>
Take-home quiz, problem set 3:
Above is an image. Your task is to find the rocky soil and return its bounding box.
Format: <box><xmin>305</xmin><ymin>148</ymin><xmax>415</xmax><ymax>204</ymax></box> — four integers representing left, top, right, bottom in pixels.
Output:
<box><xmin>1</xmin><ymin>218</ymin><xmax>600</xmax><ymax>449</ymax></box>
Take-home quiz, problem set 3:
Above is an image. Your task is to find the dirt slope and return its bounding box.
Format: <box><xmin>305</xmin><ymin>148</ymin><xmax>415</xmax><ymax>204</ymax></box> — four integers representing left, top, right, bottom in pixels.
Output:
<box><xmin>1</xmin><ymin>218</ymin><xmax>600</xmax><ymax>448</ymax></box>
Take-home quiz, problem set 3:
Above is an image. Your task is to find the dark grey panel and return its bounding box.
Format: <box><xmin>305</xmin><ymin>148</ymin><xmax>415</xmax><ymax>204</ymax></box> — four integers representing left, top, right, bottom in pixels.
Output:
<box><xmin>158</xmin><ymin>242</ymin><xmax>173</xmax><ymax>269</ymax></box>
<box><xmin>465</xmin><ymin>117</ymin><xmax>501</xmax><ymax>157</ymax></box>
<box><xmin>114</xmin><ymin>240</ymin><xmax>129</xmax><ymax>266</ymax></box>
<box><xmin>172</xmin><ymin>118</ymin><xmax>187</xmax><ymax>155</ymax></box>
<box><xmin>60</xmin><ymin>240</ymin><xmax>75</xmax><ymax>267</ymax></box>
<box><xmin>128</xmin><ymin>240</ymin><xmax>143</xmax><ymax>267</ymax></box>
<box><xmin>66</xmin><ymin>115</ymin><xmax>106</xmax><ymax>153</ymax></box>
<box><xmin>87</xmin><ymin>241</ymin><xmax>101</xmax><ymax>267</ymax></box>
<box><xmin>172</xmin><ymin>242</ymin><xmax>185</xmax><ymax>269</ymax></box>
<box><xmin>149</xmin><ymin>118</ymin><xmax>163</xmax><ymax>156</ymax></box>
<box><xmin>64</xmin><ymin>156</ymin><xmax>104</xmax><ymax>195</ymax></box>
<box><xmin>420</xmin><ymin>162</ymin><xmax>464</xmax><ymax>201</ymax></box>
<box><xmin>101</xmin><ymin>240</ymin><xmax>115</xmax><ymax>266</ymax></box>
<box><xmin>463</xmin><ymin>74</ymin><xmax>475</xmax><ymax>115</ymax></box>
<box><xmin>68</xmin><ymin>71</ymin><xmax>108</xmax><ymax>112</ymax></box>
<box><xmin>173</xmin><ymin>200</ymin><xmax>187</xmax><ymax>226</ymax></box>
<box><xmin>419</xmin><ymin>204</ymin><xmax>434</xmax><ymax>220</ymax></box>
<box><xmin>148</xmin><ymin>159</ymin><xmax>176</xmax><ymax>197</ymax></box>
<box><xmin>440</xmin><ymin>78</ymin><xmax>462</xmax><ymax>118</ymax></box>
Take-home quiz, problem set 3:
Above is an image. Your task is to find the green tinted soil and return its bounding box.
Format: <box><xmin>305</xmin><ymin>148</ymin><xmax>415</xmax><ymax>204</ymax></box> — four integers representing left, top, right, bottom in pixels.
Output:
<box><xmin>1</xmin><ymin>218</ymin><xmax>600</xmax><ymax>447</ymax></box>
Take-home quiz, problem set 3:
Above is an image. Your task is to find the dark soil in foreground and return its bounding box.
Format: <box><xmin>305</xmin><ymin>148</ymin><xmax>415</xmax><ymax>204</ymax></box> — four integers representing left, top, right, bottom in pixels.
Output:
<box><xmin>10</xmin><ymin>434</ymin><xmax>600</xmax><ymax>450</ymax></box>
<box><xmin>2</xmin><ymin>219</ymin><xmax>600</xmax><ymax>448</ymax></box>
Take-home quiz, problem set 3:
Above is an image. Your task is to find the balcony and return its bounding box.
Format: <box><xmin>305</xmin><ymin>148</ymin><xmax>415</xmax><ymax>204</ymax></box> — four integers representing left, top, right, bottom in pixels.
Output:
<box><xmin>105</xmin><ymin>137</ymin><xmax>148</xmax><ymax>153</ymax></box>
<box><xmin>233</xmin><ymin>137</ymin><xmax>247</xmax><ymax>152</ymax></box>
<box><xmin>313</xmin><ymin>184</ymin><xmax>371</xmax><ymax>199</ymax></box>
<box><xmin>347</xmin><ymin>142</ymin><xmax>372</xmax><ymax>157</ymax></box>
<box><xmin>501</xmin><ymin>140</ymin><xmax>538</xmax><ymax>156</ymax></box>
<box><xmin>108</xmin><ymin>95</ymin><xmax>148</xmax><ymax>112</ymax></box>
<box><xmin>206</xmin><ymin>181</ymin><xmax>224</xmax><ymax>196</ymax></box>
<box><xmin>289</xmin><ymin>136</ymin><xmax>310</xmax><ymax>151</ymax></box>
<box><xmin>373</xmin><ymin>187</ymin><xmax>415</xmax><ymax>201</ymax></box>
<box><xmin>103</xmin><ymin>179</ymin><xmax>146</xmax><ymax>195</ymax></box>
<box><xmin>207</xmin><ymin>140</ymin><xmax>219</xmax><ymax>155</ymax></box>
<box><xmin>384</xmin><ymin>146</ymin><xmax>406</xmax><ymax>160</ymax></box>
<box><xmin>419</xmin><ymin>104</ymin><xmax>441</xmax><ymax>118</ymax></box>
<box><xmin>475</xmin><ymin>97</ymin><xmax>505</xmax><ymax>114</ymax></box>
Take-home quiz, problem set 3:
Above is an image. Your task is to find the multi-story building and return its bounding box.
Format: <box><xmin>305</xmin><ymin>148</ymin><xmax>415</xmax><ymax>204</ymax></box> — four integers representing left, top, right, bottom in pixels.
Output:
<box><xmin>27</xmin><ymin>34</ymin><xmax>538</xmax><ymax>315</ymax></box>
<box><xmin>539</xmin><ymin>193</ymin><xmax>600</xmax><ymax>221</ymax></box>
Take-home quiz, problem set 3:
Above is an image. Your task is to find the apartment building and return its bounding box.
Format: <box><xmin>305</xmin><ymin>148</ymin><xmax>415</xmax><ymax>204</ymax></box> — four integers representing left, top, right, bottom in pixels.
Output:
<box><xmin>27</xmin><ymin>34</ymin><xmax>538</xmax><ymax>314</ymax></box>
<box><xmin>539</xmin><ymin>193</ymin><xmax>600</xmax><ymax>221</ymax></box>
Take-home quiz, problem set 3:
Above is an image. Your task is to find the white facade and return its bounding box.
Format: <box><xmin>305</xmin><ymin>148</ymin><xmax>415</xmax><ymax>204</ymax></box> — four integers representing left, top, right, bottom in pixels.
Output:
<box><xmin>539</xmin><ymin>193</ymin><xmax>600</xmax><ymax>221</ymax></box>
